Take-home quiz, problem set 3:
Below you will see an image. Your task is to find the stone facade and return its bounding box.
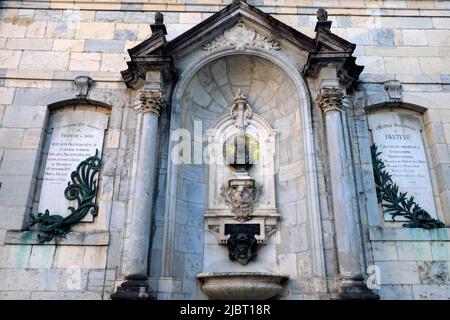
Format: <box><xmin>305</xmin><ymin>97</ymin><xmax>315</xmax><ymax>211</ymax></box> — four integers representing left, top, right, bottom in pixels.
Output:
<box><xmin>0</xmin><ymin>0</ymin><xmax>449</xmax><ymax>300</ymax></box>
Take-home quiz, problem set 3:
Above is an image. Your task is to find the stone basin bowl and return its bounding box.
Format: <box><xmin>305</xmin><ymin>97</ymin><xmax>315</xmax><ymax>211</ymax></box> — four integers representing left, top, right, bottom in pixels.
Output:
<box><xmin>196</xmin><ymin>272</ymin><xmax>289</xmax><ymax>300</ymax></box>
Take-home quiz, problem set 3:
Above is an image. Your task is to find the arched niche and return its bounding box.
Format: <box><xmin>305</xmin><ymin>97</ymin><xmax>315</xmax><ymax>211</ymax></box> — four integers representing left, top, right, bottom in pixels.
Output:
<box><xmin>31</xmin><ymin>100</ymin><xmax>111</xmax><ymax>227</ymax></box>
<box><xmin>158</xmin><ymin>52</ymin><xmax>324</xmax><ymax>298</ymax></box>
<box><xmin>365</xmin><ymin>104</ymin><xmax>447</xmax><ymax>227</ymax></box>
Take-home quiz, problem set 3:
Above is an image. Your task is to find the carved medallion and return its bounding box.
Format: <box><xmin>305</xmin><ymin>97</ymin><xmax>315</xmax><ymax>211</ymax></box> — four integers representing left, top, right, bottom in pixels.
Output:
<box><xmin>202</xmin><ymin>23</ymin><xmax>280</xmax><ymax>52</ymax></box>
<box><xmin>221</xmin><ymin>181</ymin><xmax>263</xmax><ymax>222</ymax></box>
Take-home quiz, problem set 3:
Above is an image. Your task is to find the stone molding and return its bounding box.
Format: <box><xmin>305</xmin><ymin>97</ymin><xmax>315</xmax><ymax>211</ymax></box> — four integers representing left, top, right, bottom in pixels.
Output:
<box><xmin>4</xmin><ymin>230</ymin><xmax>110</xmax><ymax>246</ymax></box>
<box><xmin>369</xmin><ymin>227</ymin><xmax>450</xmax><ymax>241</ymax></box>
<box><xmin>316</xmin><ymin>87</ymin><xmax>345</xmax><ymax>114</ymax></box>
<box><xmin>135</xmin><ymin>90</ymin><xmax>166</xmax><ymax>116</ymax></box>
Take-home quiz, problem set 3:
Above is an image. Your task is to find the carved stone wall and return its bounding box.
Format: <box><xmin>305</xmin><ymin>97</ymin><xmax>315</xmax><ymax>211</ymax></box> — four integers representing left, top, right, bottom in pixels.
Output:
<box><xmin>155</xmin><ymin>54</ymin><xmax>310</xmax><ymax>299</ymax></box>
<box><xmin>1</xmin><ymin>0</ymin><xmax>450</xmax><ymax>301</ymax></box>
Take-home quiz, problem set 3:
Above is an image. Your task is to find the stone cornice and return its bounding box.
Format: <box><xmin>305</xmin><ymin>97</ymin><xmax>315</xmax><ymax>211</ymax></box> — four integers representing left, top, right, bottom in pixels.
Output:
<box><xmin>303</xmin><ymin>10</ymin><xmax>364</xmax><ymax>90</ymax></box>
<box><xmin>2</xmin><ymin>1</ymin><xmax>446</xmax><ymax>17</ymax></box>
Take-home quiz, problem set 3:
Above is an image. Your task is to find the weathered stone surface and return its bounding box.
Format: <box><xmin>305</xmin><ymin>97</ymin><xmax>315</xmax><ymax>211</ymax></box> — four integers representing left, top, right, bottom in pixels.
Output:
<box><xmin>45</xmin><ymin>22</ymin><xmax>76</xmax><ymax>39</ymax></box>
<box><xmin>4</xmin><ymin>230</ymin><xmax>110</xmax><ymax>246</ymax></box>
<box><xmin>30</xmin><ymin>291</ymin><xmax>102</xmax><ymax>300</ymax></box>
<box><xmin>372</xmin><ymin>241</ymin><xmax>398</xmax><ymax>261</ymax></box>
<box><xmin>20</xmin><ymin>51</ymin><xmax>69</xmax><ymax>70</ymax></box>
<box><xmin>52</xmin><ymin>39</ymin><xmax>85</xmax><ymax>52</ymax></box>
<box><xmin>2</xmin><ymin>105</ymin><xmax>47</xmax><ymax>128</ymax></box>
<box><xmin>6</xmin><ymin>38</ymin><xmax>53</xmax><ymax>51</ymax></box>
<box><xmin>85</xmin><ymin>40</ymin><xmax>124</xmax><ymax>53</ymax></box>
<box><xmin>377</xmin><ymin>261</ymin><xmax>421</xmax><ymax>285</ymax></box>
<box><xmin>0</xmin><ymin>149</ymin><xmax>39</xmax><ymax>176</ymax></box>
<box><xmin>379</xmin><ymin>284</ymin><xmax>413</xmax><ymax>300</ymax></box>
<box><xmin>397</xmin><ymin>242</ymin><xmax>433</xmax><ymax>261</ymax></box>
<box><xmin>369</xmin><ymin>227</ymin><xmax>450</xmax><ymax>241</ymax></box>
<box><xmin>430</xmin><ymin>242</ymin><xmax>450</xmax><ymax>261</ymax></box>
<box><xmin>0</xmin><ymin>245</ymin><xmax>32</xmax><ymax>268</ymax></box>
<box><xmin>0</xmin><ymin>0</ymin><xmax>449</xmax><ymax>301</ymax></box>
<box><xmin>0</xmin><ymin>22</ymin><xmax>27</xmax><ymax>38</ymax></box>
<box><xmin>99</xmin><ymin>53</ymin><xmax>128</xmax><ymax>72</ymax></box>
<box><xmin>369</xmin><ymin>29</ymin><xmax>395</xmax><ymax>46</ymax></box>
<box><xmin>0</xmin><ymin>49</ymin><xmax>22</xmax><ymax>68</ymax></box>
<box><xmin>402</xmin><ymin>29</ymin><xmax>428</xmax><ymax>45</ymax></box>
<box><xmin>69</xmin><ymin>52</ymin><xmax>101</xmax><ymax>71</ymax></box>
<box><xmin>418</xmin><ymin>261</ymin><xmax>449</xmax><ymax>284</ymax></box>
<box><xmin>412</xmin><ymin>285</ymin><xmax>450</xmax><ymax>300</ymax></box>
<box><xmin>75</xmin><ymin>22</ymin><xmax>115</xmax><ymax>39</ymax></box>
<box><xmin>114</xmin><ymin>29</ymin><xmax>137</xmax><ymax>41</ymax></box>
<box><xmin>0</xmin><ymin>129</ymin><xmax>24</xmax><ymax>148</ymax></box>
<box><xmin>356</xmin><ymin>56</ymin><xmax>385</xmax><ymax>74</ymax></box>
<box><xmin>28</xmin><ymin>245</ymin><xmax>56</xmax><ymax>268</ymax></box>
<box><xmin>0</xmin><ymin>291</ymin><xmax>32</xmax><ymax>300</ymax></box>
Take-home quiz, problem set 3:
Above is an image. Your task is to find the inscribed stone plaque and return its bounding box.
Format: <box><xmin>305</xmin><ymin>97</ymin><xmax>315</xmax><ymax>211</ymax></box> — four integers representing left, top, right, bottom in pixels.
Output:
<box><xmin>38</xmin><ymin>110</ymin><xmax>108</xmax><ymax>218</ymax></box>
<box><xmin>368</xmin><ymin>112</ymin><xmax>437</xmax><ymax>220</ymax></box>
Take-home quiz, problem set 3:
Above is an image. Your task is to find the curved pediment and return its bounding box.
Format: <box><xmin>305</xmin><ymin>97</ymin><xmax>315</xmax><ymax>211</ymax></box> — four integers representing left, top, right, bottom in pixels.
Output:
<box><xmin>121</xmin><ymin>0</ymin><xmax>363</xmax><ymax>89</ymax></box>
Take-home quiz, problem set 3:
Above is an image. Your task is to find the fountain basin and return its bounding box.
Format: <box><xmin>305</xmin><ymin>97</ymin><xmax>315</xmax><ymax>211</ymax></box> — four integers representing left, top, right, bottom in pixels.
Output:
<box><xmin>196</xmin><ymin>272</ymin><xmax>288</xmax><ymax>300</ymax></box>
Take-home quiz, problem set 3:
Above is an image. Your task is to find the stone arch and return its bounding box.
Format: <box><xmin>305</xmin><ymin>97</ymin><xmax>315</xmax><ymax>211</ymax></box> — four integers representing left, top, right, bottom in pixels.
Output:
<box><xmin>48</xmin><ymin>98</ymin><xmax>112</xmax><ymax>112</ymax></box>
<box><xmin>156</xmin><ymin>49</ymin><xmax>326</xmax><ymax>298</ymax></box>
<box><xmin>25</xmin><ymin>98</ymin><xmax>112</xmax><ymax>229</ymax></box>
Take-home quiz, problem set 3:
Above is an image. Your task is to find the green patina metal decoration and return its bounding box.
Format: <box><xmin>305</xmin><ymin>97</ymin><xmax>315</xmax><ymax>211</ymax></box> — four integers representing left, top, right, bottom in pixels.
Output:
<box><xmin>28</xmin><ymin>150</ymin><xmax>102</xmax><ymax>243</ymax></box>
<box><xmin>371</xmin><ymin>144</ymin><xmax>446</xmax><ymax>229</ymax></box>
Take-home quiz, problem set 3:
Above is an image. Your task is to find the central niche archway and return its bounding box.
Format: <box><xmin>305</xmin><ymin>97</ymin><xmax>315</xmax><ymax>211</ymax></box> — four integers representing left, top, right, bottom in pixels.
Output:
<box><xmin>162</xmin><ymin>53</ymin><xmax>313</xmax><ymax>298</ymax></box>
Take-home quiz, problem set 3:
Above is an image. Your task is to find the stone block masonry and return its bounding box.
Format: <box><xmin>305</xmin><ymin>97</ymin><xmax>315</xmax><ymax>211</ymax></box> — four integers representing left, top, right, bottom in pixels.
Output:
<box><xmin>0</xmin><ymin>0</ymin><xmax>449</xmax><ymax>300</ymax></box>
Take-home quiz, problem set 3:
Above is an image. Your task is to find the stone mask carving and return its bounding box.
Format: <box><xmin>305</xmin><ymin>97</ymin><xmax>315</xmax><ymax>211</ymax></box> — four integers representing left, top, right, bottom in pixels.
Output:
<box><xmin>227</xmin><ymin>232</ymin><xmax>257</xmax><ymax>265</ymax></box>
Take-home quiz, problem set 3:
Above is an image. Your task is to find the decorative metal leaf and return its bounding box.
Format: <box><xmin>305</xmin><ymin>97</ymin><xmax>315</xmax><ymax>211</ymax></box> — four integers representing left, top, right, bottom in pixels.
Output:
<box><xmin>370</xmin><ymin>144</ymin><xmax>445</xmax><ymax>229</ymax></box>
<box><xmin>28</xmin><ymin>150</ymin><xmax>102</xmax><ymax>243</ymax></box>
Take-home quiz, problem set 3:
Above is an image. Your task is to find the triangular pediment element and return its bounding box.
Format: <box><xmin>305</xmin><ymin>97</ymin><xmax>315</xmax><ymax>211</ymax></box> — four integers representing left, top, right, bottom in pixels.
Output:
<box><xmin>122</xmin><ymin>0</ymin><xmax>363</xmax><ymax>89</ymax></box>
<box><xmin>164</xmin><ymin>1</ymin><xmax>316</xmax><ymax>55</ymax></box>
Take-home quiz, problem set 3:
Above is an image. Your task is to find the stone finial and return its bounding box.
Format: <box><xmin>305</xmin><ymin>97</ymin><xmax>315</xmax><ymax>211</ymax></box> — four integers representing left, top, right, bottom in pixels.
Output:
<box><xmin>136</xmin><ymin>90</ymin><xmax>166</xmax><ymax>116</ymax></box>
<box><xmin>74</xmin><ymin>75</ymin><xmax>93</xmax><ymax>99</ymax></box>
<box><xmin>316</xmin><ymin>88</ymin><xmax>345</xmax><ymax>114</ymax></box>
<box><xmin>155</xmin><ymin>11</ymin><xmax>163</xmax><ymax>25</ymax></box>
<box><xmin>315</xmin><ymin>8</ymin><xmax>332</xmax><ymax>31</ymax></box>
<box><xmin>383</xmin><ymin>80</ymin><xmax>402</xmax><ymax>103</ymax></box>
<box><xmin>231</xmin><ymin>89</ymin><xmax>252</xmax><ymax>133</ymax></box>
<box><xmin>150</xmin><ymin>12</ymin><xmax>167</xmax><ymax>35</ymax></box>
<box><xmin>317</xmin><ymin>8</ymin><xmax>328</xmax><ymax>21</ymax></box>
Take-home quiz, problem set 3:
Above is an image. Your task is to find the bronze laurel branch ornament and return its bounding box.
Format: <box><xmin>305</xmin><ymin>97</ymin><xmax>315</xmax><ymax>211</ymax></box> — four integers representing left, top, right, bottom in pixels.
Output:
<box><xmin>28</xmin><ymin>150</ymin><xmax>102</xmax><ymax>243</ymax></box>
<box><xmin>371</xmin><ymin>144</ymin><xmax>445</xmax><ymax>229</ymax></box>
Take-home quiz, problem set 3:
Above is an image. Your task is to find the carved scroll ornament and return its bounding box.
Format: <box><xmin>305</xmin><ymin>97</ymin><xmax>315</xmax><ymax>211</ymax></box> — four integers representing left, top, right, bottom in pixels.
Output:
<box><xmin>28</xmin><ymin>151</ymin><xmax>102</xmax><ymax>243</ymax></box>
<box><xmin>202</xmin><ymin>23</ymin><xmax>280</xmax><ymax>52</ymax></box>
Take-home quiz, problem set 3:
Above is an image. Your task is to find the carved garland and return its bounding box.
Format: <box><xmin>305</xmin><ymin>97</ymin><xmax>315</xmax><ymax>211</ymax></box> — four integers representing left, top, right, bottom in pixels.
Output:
<box><xmin>28</xmin><ymin>151</ymin><xmax>102</xmax><ymax>243</ymax></box>
<box><xmin>202</xmin><ymin>23</ymin><xmax>280</xmax><ymax>52</ymax></box>
<box><xmin>371</xmin><ymin>144</ymin><xmax>445</xmax><ymax>229</ymax></box>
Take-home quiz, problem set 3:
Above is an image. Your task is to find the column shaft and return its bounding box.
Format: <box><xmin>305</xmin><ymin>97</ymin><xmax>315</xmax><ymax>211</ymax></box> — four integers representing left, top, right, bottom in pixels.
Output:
<box><xmin>126</xmin><ymin>114</ymin><xmax>159</xmax><ymax>276</ymax></box>
<box><xmin>111</xmin><ymin>90</ymin><xmax>165</xmax><ymax>300</ymax></box>
<box><xmin>324</xmin><ymin>110</ymin><xmax>361</xmax><ymax>277</ymax></box>
<box><xmin>317</xmin><ymin>87</ymin><xmax>378</xmax><ymax>299</ymax></box>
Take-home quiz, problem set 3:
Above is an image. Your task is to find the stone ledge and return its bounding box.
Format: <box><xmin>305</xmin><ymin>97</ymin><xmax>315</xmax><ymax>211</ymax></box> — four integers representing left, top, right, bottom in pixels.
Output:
<box><xmin>369</xmin><ymin>227</ymin><xmax>450</xmax><ymax>242</ymax></box>
<box><xmin>4</xmin><ymin>230</ymin><xmax>110</xmax><ymax>246</ymax></box>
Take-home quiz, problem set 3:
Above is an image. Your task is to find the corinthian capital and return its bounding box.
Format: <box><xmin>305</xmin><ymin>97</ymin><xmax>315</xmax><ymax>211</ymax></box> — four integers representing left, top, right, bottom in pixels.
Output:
<box><xmin>135</xmin><ymin>90</ymin><xmax>166</xmax><ymax>116</ymax></box>
<box><xmin>316</xmin><ymin>88</ymin><xmax>345</xmax><ymax>114</ymax></box>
